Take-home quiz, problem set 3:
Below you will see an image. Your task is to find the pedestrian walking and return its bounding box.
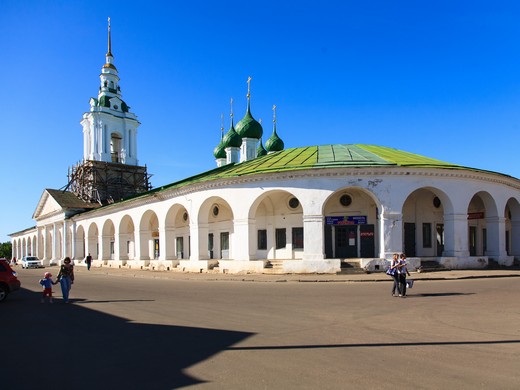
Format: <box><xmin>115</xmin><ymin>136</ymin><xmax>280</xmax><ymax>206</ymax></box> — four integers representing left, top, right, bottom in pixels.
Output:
<box><xmin>39</xmin><ymin>272</ymin><xmax>57</xmax><ymax>303</ymax></box>
<box><xmin>398</xmin><ymin>253</ymin><xmax>411</xmax><ymax>297</ymax></box>
<box><xmin>56</xmin><ymin>257</ymin><xmax>75</xmax><ymax>303</ymax></box>
<box><xmin>85</xmin><ymin>253</ymin><xmax>92</xmax><ymax>271</ymax></box>
<box><xmin>388</xmin><ymin>253</ymin><xmax>401</xmax><ymax>297</ymax></box>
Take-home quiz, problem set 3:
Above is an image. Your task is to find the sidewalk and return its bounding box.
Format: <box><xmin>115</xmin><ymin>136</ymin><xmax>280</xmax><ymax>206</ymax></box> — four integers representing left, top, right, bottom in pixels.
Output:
<box><xmin>73</xmin><ymin>265</ymin><xmax>520</xmax><ymax>283</ymax></box>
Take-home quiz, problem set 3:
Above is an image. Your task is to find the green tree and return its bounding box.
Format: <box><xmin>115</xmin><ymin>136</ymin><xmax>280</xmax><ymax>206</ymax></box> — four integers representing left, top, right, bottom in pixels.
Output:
<box><xmin>0</xmin><ymin>241</ymin><xmax>12</xmax><ymax>259</ymax></box>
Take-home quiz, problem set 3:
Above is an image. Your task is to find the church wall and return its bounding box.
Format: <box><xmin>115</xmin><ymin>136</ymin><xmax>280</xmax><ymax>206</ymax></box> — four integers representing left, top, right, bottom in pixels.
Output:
<box><xmin>10</xmin><ymin>167</ymin><xmax>520</xmax><ymax>272</ymax></box>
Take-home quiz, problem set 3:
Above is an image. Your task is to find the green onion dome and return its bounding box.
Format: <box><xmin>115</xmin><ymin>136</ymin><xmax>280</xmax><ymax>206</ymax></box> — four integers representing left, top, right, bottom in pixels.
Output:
<box><xmin>235</xmin><ymin>106</ymin><xmax>263</xmax><ymax>139</ymax></box>
<box><xmin>222</xmin><ymin>120</ymin><xmax>242</xmax><ymax>148</ymax></box>
<box><xmin>256</xmin><ymin>139</ymin><xmax>267</xmax><ymax>157</ymax></box>
<box><xmin>213</xmin><ymin>139</ymin><xmax>226</xmax><ymax>159</ymax></box>
<box><xmin>265</xmin><ymin>125</ymin><xmax>284</xmax><ymax>152</ymax></box>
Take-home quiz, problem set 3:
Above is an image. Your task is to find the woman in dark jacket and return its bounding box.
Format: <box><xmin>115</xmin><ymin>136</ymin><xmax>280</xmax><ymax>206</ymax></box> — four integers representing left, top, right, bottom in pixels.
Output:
<box><xmin>389</xmin><ymin>253</ymin><xmax>401</xmax><ymax>297</ymax></box>
<box><xmin>56</xmin><ymin>257</ymin><xmax>74</xmax><ymax>303</ymax></box>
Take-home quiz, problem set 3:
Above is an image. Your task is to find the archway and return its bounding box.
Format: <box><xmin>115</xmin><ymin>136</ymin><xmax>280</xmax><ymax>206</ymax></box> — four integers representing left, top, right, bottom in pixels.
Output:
<box><xmin>250</xmin><ymin>190</ymin><xmax>303</xmax><ymax>260</ymax></box>
<box><xmin>402</xmin><ymin>188</ymin><xmax>446</xmax><ymax>257</ymax></box>
<box><xmin>87</xmin><ymin>223</ymin><xmax>99</xmax><ymax>260</ymax></box>
<box><xmin>119</xmin><ymin>215</ymin><xmax>135</xmax><ymax>261</ymax></box>
<box><xmin>76</xmin><ymin>225</ymin><xmax>86</xmax><ymax>260</ymax></box>
<box><xmin>165</xmin><ymin>205</ymin><xmax>189</xmax><ymax>260</ymax></box>
<box><xmin>505</xmin><ymin>197</ymin><xmax>520</xmax><ymax>257</ymax></box>
<box><xmin>139</xmin><ymin>210</ymin><xmax>159</xmax><ymax>260</ymax></box>
<box><xmin>323</xmin><ymin>188</ymin><xmax>379</xmax><ymax>260</ymax></box>
<box><xmin>199</xmin><ymin>197</ymin><xmax>234</xmax><ymax>260</ymax></box>
<box><xmin>467</xmin><ymin>192</ymin><xmax>498</xmax><ymax>257</ymax></box>
<box><xmin>101</xmin><ymin>219</ymin><xmax>116</xmax><ymax>261</ymax></box>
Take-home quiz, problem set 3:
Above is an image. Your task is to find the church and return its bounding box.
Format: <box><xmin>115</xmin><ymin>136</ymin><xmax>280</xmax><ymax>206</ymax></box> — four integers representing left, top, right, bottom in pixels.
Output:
<box><xmin>10</xmin><ymin>22</ymin><xmax>520</xmax><ymax>274</ymax></box>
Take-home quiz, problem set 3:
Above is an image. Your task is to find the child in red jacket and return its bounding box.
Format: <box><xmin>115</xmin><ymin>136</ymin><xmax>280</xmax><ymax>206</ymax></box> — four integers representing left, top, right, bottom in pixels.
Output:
<box><xmin>39</xmin><ymin>272</ymin><xmax>57</xmax><ymax>303</ymax></box>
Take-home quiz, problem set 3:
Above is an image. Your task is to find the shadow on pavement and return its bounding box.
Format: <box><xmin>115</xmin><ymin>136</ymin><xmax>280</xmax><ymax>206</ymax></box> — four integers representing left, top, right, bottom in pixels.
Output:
<box><xmin>413</xmin><ymin>292</ymin><xmax>476</xmax><ymax>297</ymax></box>
<box><xmin>3</xmin><ymin>288</ymin><xmax>253</xmax><ymax>390</ymax></box>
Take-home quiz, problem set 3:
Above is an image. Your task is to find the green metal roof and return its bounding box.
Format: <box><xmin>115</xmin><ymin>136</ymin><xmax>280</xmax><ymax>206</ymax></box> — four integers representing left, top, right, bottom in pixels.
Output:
<box><xmin>79</xmin><ymin>143</ymin><xmax>516</xmax><ymax>214</ymax></box>
<box><xmin>153</xmin><ymin>144</ymin><xmax>462</xmax><ymax>193</ymax></box>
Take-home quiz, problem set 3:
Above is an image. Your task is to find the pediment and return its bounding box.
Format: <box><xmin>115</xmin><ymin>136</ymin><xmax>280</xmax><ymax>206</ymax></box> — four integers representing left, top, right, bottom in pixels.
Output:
<box><xmin>33</xmin><ymin>189</ymin><xmax>64</xmax><ymax>220</ymax></box>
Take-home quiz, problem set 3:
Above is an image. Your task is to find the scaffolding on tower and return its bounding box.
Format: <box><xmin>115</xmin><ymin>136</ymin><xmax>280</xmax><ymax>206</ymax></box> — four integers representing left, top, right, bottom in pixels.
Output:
<box><xmin>65</xmin><ymin>160</ymin><xmax>152</xmax><ymax>205</ymax></box>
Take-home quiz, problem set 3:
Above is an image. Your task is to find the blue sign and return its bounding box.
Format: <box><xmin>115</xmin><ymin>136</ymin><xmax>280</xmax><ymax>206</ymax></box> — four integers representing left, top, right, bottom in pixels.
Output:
<box><xmin>325</xmin><ymin>216</ymin><xmax>367</xmax><ymax>225</ymax></box>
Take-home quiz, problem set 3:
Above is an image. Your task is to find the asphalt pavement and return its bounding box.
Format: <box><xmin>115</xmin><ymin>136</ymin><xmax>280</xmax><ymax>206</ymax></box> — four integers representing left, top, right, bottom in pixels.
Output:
<box><xmin>63</xmin><ymin>263</ymin><xmax>520</xmax><ymax>283</ymax></box>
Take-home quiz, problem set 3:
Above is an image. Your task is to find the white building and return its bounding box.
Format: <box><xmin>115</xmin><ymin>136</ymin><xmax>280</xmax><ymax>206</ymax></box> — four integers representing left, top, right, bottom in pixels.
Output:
<box><xmin>10</xmin><ymin>24</ymin><xmax>520</xmax><ymax>274</ymax></box>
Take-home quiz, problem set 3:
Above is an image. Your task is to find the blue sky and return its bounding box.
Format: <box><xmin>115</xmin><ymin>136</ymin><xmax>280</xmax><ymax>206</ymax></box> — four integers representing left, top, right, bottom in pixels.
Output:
<box><xmin>2</xmin><ymin>1</ymin><xmax>520</xmax><ymax>242</ymax></box>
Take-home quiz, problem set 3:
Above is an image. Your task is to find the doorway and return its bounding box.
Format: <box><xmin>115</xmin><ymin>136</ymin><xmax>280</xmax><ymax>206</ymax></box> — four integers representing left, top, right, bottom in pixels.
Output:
<box><xmin>404</xmin><ymin>223</ymin><xmax>416</xmax><ymax>257</ymax></box>
<box><xmin>469</xmin><ymin>226</ymin><xmax>477</xmax><ymax>256</ymax></box>
<box><xmin>335</xmin><ymin>226</ymin><xmax>357</xmax><ymax>258</ymax></box>
<box><xmin>436</xmin><ymin>224</ymin><xmax>444</xmax><ymax>256</ymax></box>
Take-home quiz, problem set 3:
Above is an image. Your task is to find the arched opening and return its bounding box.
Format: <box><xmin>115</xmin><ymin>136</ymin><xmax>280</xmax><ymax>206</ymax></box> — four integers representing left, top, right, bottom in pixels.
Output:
<box><xmin>402</xmin><ymin>188</ymin><xmax>445</xmax><ymax>258</ymax></box>
<box><xmin>110</xmin><ymin>132</ymin><xmax>123</xmax><ymax>163</ymax></box>
<box><xmin>323</xmin><ymin>188</ymin><xmax>379</xmax><ymax>261</ymax></box>
<box><xmin>250</xmin><ymin>190</ymin><xmax>303</xmax><ymax>260</ymax></box>
<box><xmin>87</xmin><ymin>223</ymin><xmax>99</xmax><ymax>260</ymax></box>
<box><xmin>119</xmin><ymin>215</ymin><xmax>135</xmax><ymax>261</ymax></box>
<box><xmin>101</xmin><ymin>219</ymin><xmax>116</xmax><ymax>262</ymax></box>
<box><xmin>199</xmin><ymin>197</ymin><xmax>234</xmax><ymax>260</ymax></box>
<box><xmin>505</xmin><ymin>198</ymin><xmax>520</xmax><ymax>258</ymax></box>
<box><xmin>165</xmin><ymin>205</ymin><xmax>189</xmax><ymax>260</ymax></box>
<box><xmin>76</xmin><ymin>225</ymin><xmax>86</xmax><ymax>260</ymax></box>
<box><xmin>139</xmin><ymin>211</ymin><xmax>159</xmax><ymax>260</ymax></box>
<box><xmin>467</xmin><ymin>192</ymin><xmax>498</xmax><ymax>257</ymax></box>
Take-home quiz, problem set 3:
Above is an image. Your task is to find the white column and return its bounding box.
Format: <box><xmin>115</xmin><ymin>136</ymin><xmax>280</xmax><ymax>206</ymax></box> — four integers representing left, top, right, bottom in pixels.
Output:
<box><xmin>485</xmin><ymin>216</ymin><xmax>508</xmax><ymax>258</ymax></box>
<box><xmin>42</xmin><ymin>226</ymin><xmax>48</xmax><ymax>260</ymax></box>
<box><xmin>71</xmin><ymin>222</ymin><xmax>76</xmax><ymax>260</ymax></box>
<box><xmin>158</xmin><ymin>225</ymin><xmax>167</xmax><ymax>261</ymax></box>
<box><xmin>164</xmin><ymin>227</ymin><xmax>175</xmax><ymax>260</ymax></box>
<box><xmin>443</xmin><ymin>213</ymin><xmax>469</xmax><ymax>257</ymax></box>
<box><xmin>62</xmin><ymin>221</ymin><xmax>68</xmax><ymax>259</ymax></box>
<box><xmin>52</xmin><ymin>223</ymin><xmax>58</xmax><ymax>261</ymax></box>
<box><xmin>302</xmin><ymin>215</ymin><xmax>325</xmax><ymax>260</ymax></box>
<box><xmin>36</xmin><ymin>228</ymin><xmax>41</xmax><ymax>259</ymax></box>
<box><xmin>113</xmin><ymin>224</ymin><xmax>120</xmax><ymax>262</ymax></box>
<box><xmin>380</xmin><ymin>212</ymin><xmax>402</xmax><ymax>259</ymax></box>
<box><xmin>190</xmin><ymin>222</ymin><xmax>207</xmax><ymax>260</ymax></box>
<box><xmin>232</xmin><ymin>218</ymin><xmax>254</xmax><ymax>261</ymax></box>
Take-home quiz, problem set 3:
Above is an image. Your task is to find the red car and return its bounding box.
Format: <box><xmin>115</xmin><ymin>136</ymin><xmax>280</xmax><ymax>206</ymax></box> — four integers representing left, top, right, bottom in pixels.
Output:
<box><xmin>0</xmin><ymin>258</ymin><xmax>21</xmax><ymax>302</ymax></box>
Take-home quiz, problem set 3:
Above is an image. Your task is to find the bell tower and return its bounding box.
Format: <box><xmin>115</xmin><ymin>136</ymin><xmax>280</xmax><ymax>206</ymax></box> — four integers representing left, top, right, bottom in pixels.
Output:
<box><xmin>67</xmin><ymin>18</ymin><xmax>151</xmax><ymax>204</ymax></box>
<box><xmin>82</xmin><ymin>17</ymin><xmax>139</xmax><ymax>165</ymax></box>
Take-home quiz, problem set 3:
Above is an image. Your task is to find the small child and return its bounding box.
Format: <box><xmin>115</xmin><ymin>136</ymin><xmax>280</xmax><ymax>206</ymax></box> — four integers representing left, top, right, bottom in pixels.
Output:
<box><xmin>39</xmin><ymin>272</ymin><xmax>57</xmax><ymax>303</ymax></box>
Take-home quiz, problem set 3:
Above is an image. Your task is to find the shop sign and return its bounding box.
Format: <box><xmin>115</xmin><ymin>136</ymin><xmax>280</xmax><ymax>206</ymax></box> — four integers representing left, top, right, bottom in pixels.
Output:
<box><xmin>326</xmin><ymin>216</ymin><xmax>367</xmax><ymax>225</ymax></box>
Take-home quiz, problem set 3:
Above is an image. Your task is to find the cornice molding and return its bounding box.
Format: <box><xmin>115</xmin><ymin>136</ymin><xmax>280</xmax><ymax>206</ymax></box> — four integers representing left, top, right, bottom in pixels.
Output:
<box><xmin>71</xmin><ymin>166</ymin><xmax>520</xmax><ymax>221</ymax></box>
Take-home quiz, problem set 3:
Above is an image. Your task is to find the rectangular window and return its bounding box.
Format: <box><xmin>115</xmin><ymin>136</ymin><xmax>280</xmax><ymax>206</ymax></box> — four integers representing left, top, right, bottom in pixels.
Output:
<box><xmin>275</xmin><ymin>228</ymin><xmax>286</xmax><ymax>249</ymax></box>
<box><xmin>208</xmin><ymin>233</ymin><xmax>214</xmax><ymax>251</ymax></box>
<box><xmin>422</xmin><ymin>223</ymin><xmax>432</xmax><ymax>248</ymax></box>
<box><xmin>176</xmin><ymin>237</ymin><xmax>184</xmax><ymax>259</ymax></box>
<box><xmin>258</xmin><ymin>229</ymin><xmax>267</xmax><ymax>250</ymax></box>
<box><xmin>220</xmin><ymin>232</ymin><xmax>229</xmax><ymax>250</ymax></box>
<box><xmin>292</xmin><ymin>227</ymin><xmax>304</xmax><ymax>249</ymax></box>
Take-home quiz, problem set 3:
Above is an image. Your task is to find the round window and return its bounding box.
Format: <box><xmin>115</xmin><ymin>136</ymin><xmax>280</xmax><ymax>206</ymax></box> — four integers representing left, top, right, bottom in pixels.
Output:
<box><xmin>213</xmin><ymin>206</ymin><xmax>219</xmax><ymax>216</ymax></box>
<box><xmin>340</xmin><ymin>194</ymin><xmax>352</xmax><ymax>207</ymax></box>
<box><xmin>433</xmin><ymin>197</ymin><xmax>441</xmax><ymax>208</ymax></box>
<box><xmin>288</xmin><ymin>197</ymin><xmax>300</xmax><ymax>209</ymax></box>
<box><xmin>183</xmin><ymin>212</ymin><xmax>188</xmax><ymax>221</ymax></box>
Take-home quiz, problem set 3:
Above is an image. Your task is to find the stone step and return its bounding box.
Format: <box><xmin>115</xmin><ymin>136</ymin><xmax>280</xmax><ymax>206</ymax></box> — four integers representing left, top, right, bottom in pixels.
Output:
<box><xmin>418</xmin><ymin>260</ymin><xmax>447</xmax><ymax>273</ymax></box>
